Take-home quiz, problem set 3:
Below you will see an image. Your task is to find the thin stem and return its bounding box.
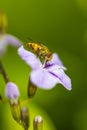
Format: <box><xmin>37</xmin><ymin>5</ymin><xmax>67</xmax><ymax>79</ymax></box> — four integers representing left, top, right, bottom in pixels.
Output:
<box><xmin>21</xmin><ymin>98</ymin><xmax>30</xmax><ymax>106</ymax></box>
<box><xmin>24</xmin><ymin>127</ymin><xmax>28</xmax><ymax>130</ymax></box>
<box><xmin>0</xmin><ymin>61</ymin><xmax>9</xmax><ymax>83</ymax></box>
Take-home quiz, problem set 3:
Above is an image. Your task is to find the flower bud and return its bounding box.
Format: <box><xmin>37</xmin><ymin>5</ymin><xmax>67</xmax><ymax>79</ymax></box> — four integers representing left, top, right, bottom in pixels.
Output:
<box><xmin>9</xmin><ymin>99</ymin><xmax>21</xmax><ymax>124</ymax></box>
<box><xmin>33</xmin><ymin>115</ymin><xmax>43</xmax><ymax>130</ymax></box>
<box><xmin>5</xmin><ymin>82</ymin><xmax>21</xmax><ymax>124</ymax></box>
<box><xmin>28</xmin><ymin>78</ymin><xmax>37</xmax><ymax>98</ymax></box>
<box><xmin>21</xmin><ymin>107</ymin><xmax>29</xmax><ymax>130</ymax></box>
<box><xmin>5</xmin><ymin>82</ymin><xmax>20</xmax><ymax>99</ymax></box>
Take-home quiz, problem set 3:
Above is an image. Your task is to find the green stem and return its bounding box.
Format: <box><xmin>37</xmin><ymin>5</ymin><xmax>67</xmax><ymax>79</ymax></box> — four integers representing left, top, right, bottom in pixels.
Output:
<box><xmin>24</xmin><ymin>127</ymin><xmax>28</xmax><ymax>130</ymax></box>
<box><xmin>0</xmin><ymin>61</ymin><xmax>9</xmax><ymax>83</ymax></box>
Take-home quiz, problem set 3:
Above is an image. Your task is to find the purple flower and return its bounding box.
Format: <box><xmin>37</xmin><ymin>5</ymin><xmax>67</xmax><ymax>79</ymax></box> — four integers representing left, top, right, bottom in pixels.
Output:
<box><xmin>18</xmin><ymin>46</ymin><xmax>71</xmax><ymax>90</ymax></box>
<box><xmin>5</xmin><ymin>82</ymin><xmax>20</xmax><ymax>99</ymax></box>
<box><xmin>0</xmin><ymin>34</ymin><xmax>22</xmax><ymax>57</ymax></box>
<box><xmin>5</xmin><ymin>82</ymin><xmax>21</xmax><ymax>123</ymax></box>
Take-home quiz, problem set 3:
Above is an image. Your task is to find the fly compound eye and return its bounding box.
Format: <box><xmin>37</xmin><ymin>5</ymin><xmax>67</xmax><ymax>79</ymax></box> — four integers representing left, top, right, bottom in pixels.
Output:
<box><xmin>46</xmin><ymin>52</ymin><xmax>52</xmax><ymax>60</ymax></box>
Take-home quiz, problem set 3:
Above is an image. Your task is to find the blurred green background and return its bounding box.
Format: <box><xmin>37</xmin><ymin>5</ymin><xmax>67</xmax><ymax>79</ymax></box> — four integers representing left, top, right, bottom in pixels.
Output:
<box><xmin>0</xmin><ymin>0</ymin><xmax>87</xmax><ymax>130</ymax></box>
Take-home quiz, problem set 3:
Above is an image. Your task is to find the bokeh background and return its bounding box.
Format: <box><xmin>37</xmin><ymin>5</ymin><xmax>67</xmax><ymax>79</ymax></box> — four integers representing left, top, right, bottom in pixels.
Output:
<box><xmin>0</xmin><ymin>0</ymin><xmax>87</xmax><ymax>130</ymax></box>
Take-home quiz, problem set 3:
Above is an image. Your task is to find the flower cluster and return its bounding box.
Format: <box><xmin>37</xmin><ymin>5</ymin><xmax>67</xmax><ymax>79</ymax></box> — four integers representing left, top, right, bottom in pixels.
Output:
<box><xmin>0</xmin><ymin>11</ymin><xmax>72</xmax><ymax>130</ymax></box>
<box><xmin>18</xmin><ymin>46</ymin><xmax>71</xmax><ymax>91</ymax></box>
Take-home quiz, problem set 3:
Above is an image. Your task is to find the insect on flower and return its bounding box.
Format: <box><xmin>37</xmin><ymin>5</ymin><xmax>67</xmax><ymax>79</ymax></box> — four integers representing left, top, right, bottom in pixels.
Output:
<box><xmin>18</xmin><ymin>46</ymin><xmax>72</xmax><ymax>91</ymax></box>
<box><xmin>26</xmin><ymin>42</ymin><xmax>52</xmax><ymax>63</ymax></box>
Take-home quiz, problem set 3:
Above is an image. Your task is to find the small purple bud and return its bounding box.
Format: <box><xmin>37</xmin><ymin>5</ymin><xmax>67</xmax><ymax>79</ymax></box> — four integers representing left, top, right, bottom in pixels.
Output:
<box><xmin>5</xmin><ymin>82</ymin><xmax>21</xmax><ymax>123</ymax></box>
<box><xmin>21</xmin><ymin>107</ymin><xmax>29</xmax><ymax>130</ymax></box>
<box><xmin>5</xmin><ymin>82</ymin><xmax>20</xmax><ymax>99</ymax></box>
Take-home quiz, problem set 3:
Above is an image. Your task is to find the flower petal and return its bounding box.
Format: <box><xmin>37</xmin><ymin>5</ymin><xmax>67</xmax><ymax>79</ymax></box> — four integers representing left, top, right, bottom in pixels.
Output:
<box><xmin>47</xmin><ymin>65</ymin><xmax>71</xmax><ymax>90</ymax></box>
<box><xmin>5</xmin><ymin>82</ymin><xmax>20</xmax><ymax>99</ymax></box>
<box><xmin>48</xmin><ymin>53</ymin><xmax>66</xmax><ymax>70</ymax></box>
<box><xmin>5</xmin><ymin>34</ymin><xmax>22</xmax><ymax>47</ymax></box>
<box><xmin>18</xmin><ymin>46</ymin><xmax>42</xmax><ymax>69</ymax></box>
<box><xmin>30</xmin><ymin>69</ymin><xmax>59</xmax><ymax>89</ymax></box>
